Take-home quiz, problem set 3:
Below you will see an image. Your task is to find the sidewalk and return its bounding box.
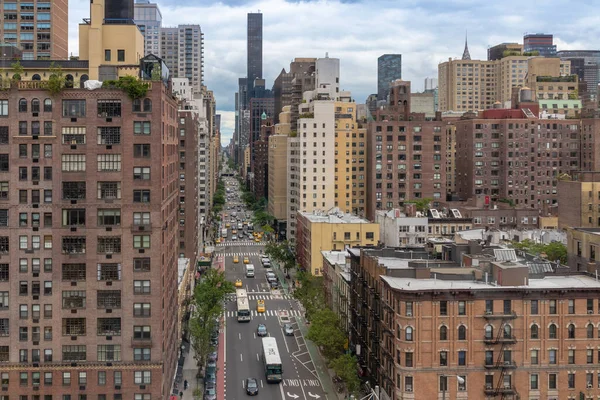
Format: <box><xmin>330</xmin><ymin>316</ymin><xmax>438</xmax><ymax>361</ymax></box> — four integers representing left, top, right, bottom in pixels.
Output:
<box><xmin>181</xmin><ymin>345</ymin><xmax>202</xmax><ymax>400</ymax></box>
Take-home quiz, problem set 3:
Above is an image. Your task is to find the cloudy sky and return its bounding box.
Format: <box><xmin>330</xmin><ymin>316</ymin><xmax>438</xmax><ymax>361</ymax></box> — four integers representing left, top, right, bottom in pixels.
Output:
<box><xmin>68</xmin><ymin>0</ymin><xmax>600</xmax><ymax>142</ymax></box>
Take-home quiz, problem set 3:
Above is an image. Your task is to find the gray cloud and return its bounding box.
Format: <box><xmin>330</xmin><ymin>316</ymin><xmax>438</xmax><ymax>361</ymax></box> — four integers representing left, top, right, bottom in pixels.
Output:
<box><xmin>68</xmin><ymin>0</ymin><xmax>600</xmax><ymax>143</ymax></box>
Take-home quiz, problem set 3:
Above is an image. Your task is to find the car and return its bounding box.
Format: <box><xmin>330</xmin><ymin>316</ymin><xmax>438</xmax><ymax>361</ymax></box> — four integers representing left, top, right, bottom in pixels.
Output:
<box><xmin>257</xmin><ymin>299</ymin><xmax>265</xmax><ymax>313</ymax></box>
<box><xmin>235</xmin><ymin>279</ymin><xmax>243</xmax><ymax>288</ymax></box>
<box><xmin>232</xmin><ymin>229</ymin><xmax>237</xmax><ymax>234</ymax></box>
<box><xmin>216</xmin><ymin>238</ymin><xmax>221</xmax><ymax>244</ymax></box>
<box><xmin>245</xmin><ymin>378</ymin><xmax>259</xmax><ymax>396</ymax></box>
<box><xmin>255</xmin><ymin>237</ymin><xmax>261</xmax><ymax>242</ymax></box>
<box><xmin>269</xmin><ymin>280</ymin><xmax>279</xmax><ymax>289</ymax></box>
<box><xmin>204</xmin><ymin>382</ymin><xmax>217</xmax><ymax>400</ymax></box>
<box><xmin>266</xmin><ymin>272</ymin><xmax>276</xmax><ymax>282</ymax></box>
<box><xmin>284</xmin><ymin>323</ymin><xmax>295</xmax><ymax>336</ymax></box>
<box><xmin>257</xmin><ymin>324</ymin><xmax>267</xmax><ymax>337</ymax></box>
<box><xmin>231</xmin><ymin>235</ymin><xmax>238</xmax><ymax>241</ymax></box>
<box><xmin>204</xmin><ymin>372</ymin><xmax>216</xmax><ymax>385</ymax></box>
<box><xmin>243</xmin><ymin>257</ymin><xmax>250</xmax><ymax>264</ymax></box>
<box><xmin>208</xmin><ymin>351</ymin><xmax>218</xmax><ymax>362</ymax></box>
<box><xmin>233</xmin><ymin>256</ymin><xmax>239</xmax><ymax>263</ymax></box>
<box><xmin>225</xmin><ymin>223</ymin><xmax>231</xmax><ymax>228</ymax></box>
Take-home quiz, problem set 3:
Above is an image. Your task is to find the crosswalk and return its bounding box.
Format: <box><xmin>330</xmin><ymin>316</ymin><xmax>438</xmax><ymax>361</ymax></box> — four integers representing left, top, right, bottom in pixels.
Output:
<box><xmin>216</xmin><ymin>241</ymin><xmax>264</xmax><ymax>247</ymax></box>
<box><xmin>224</xmin><ymin>309</ymin><xmax>302</xmax><ymax>318</ymax></box>
<box><xmin>226</xmin><ymin>293</ymin><xmax>292</xmax><ymax>301</ymax></box>
<box><xmin>220</xmin><ymin>252</ymin><xmax>262</xmax><ymax>257</ymax></box>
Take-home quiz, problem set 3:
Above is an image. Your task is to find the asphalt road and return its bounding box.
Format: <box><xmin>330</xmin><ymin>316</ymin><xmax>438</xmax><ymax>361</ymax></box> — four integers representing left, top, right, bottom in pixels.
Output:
<box><xmin>217</xmin><ymin>237</ymin><xmax>329</xmax><ymax>400</ymax></box>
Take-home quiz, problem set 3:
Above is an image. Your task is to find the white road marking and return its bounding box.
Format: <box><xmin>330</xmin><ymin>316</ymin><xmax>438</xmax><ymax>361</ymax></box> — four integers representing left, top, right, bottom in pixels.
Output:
<box><xmin>240</xmin><ymin>353</ymin><xmax>243</xmax><ymax>362</ymax></box>
<box><xmin>256</xmin><ymin>353</ymin><xmax>260</xmax><ymax>361</ymax></box>
<box><xmin>242</xmin><ymin>379</ymin><xmax>245</xmax><ymax>388</ymax></box>
<box><xmin>260</xmin><ymin>380</ymin><xmax>264</xmax><ymax>388</ymax></box>
<box><xmin>282</xmin><ymin>328</ymin><xmax>290</xmax><ymax>353</ymax></box>
<box><xmin>239</xmin><ymin>333</ymin><xmax>241</xmax><ymax>340</ymax></box>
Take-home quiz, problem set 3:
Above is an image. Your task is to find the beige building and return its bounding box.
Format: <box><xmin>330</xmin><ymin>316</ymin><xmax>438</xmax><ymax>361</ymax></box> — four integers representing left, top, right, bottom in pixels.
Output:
<box><xmin>79</xmin><ymin>0</ymin><xmax>145</xmax><ymax>81</ymax></box>
<box><xmin>295</xmin><ymin>209</ymin><xmax>378</xmax><ymax>275</ymax></box>
<box><xmin>242</xmin><ymin>145</ymin><xmax>251</xmax><ymax>178</ymax></box>
<box><xmin>439</xmin><ymin>55</ymin><xmax>572</xmax><ymax>112</ymax></box>
<box><xmin>566</xmin><ymin>227</ymin><xmax>600</xmax><ymax>272</ymax></box>
<box><xmin>558</xmin><ymin>172</ymin><xmax>600</xmax><ymax>229</ymax></box>
<box><xmin>334</xmin><ymin>95</ymin><xmax>357</xmax><ymax>214</ymax></box>
<box><xmin>268</xmin><ymin>106</ymin><xmax>291</xmax><ymax>221</ymax></box>
<box><xmin>410</xmin><ymin>92</ymin><xmax>435</xmax><ymax>118</ymax></box>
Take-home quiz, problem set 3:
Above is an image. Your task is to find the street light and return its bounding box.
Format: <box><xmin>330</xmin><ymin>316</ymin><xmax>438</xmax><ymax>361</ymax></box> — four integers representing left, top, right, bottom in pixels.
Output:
<box><xmin>442</xmin><ymin>375</ymin><xmax>465</xmax><ymax>400</ymax></box>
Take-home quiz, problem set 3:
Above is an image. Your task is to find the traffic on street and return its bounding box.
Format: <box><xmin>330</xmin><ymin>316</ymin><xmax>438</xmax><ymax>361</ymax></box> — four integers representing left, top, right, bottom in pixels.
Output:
<box><xmin>215</xmin><ymin>176</ymin><xmax>329</xmax><ymax>400</ymax></box>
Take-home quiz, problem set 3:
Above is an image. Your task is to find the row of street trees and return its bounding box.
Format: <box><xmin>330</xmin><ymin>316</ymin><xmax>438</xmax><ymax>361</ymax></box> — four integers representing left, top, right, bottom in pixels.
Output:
<box><xmin>188</xmin><ymin>269</ymin><xmax>234</xmax><ymax>367</ymax></box>
<box><xmin>293</xmin><ymin>272</ymin><xmax>361</xmax><ymax>396</ymax></box>
<box><xmin>237</xmin><ymin>180</ymin><xmax>277</xmax><ymax>236</ymax></box>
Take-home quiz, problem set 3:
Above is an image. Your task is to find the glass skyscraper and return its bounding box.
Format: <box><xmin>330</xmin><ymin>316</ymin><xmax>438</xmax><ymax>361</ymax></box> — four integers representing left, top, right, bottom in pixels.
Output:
<box><xmin>247</xmin><ymin>12</ymin><xmax>263</xmax><ymax>98</ymax></box>
<box><xmin>377</xmin><ymin>54</ymin><xmax>402</xmax><ymax>101</ymax></box>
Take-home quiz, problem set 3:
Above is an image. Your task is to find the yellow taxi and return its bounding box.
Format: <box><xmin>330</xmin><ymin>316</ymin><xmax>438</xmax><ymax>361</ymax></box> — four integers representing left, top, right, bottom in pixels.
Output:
<box><xmin>256</xmin><ymin>300</ymin><xmax>265</xmax><ymax>313</ymax></box>
<box><xmin>253</xmin><ymin>232</ymin><xmax>259</xmax><ymax>237</ymax></box>
<box><xmin>243</xmin><ymin>256</ymin><xmax>249</xmax><ymax>264</ymax></box>
<box><xmin>225</xmin><ymin>223</ymin><xmax>231</xmax><ymax>228</ymax></box>
<box><xmin>235</xmin><ymin>279</ymin><xmax>243</xmax><ymax>288</ymax></box>
<box><xmin>233</xmin><ymin>256</ymin><xmax>239</xmax><ymax>263</ymax></box>
<box><xmin>232</xmin><ymin>229</ymin><xmax>237</xmax><ymax>234</ymax></box>
<box><xmin>255</xmin><ymin>237</ymin><xmax>261</xmax><ymax>242</ymax></box>
<box><xmin>216</xmin><ymin>238</ymin><xmax>221</xmax><ymax>244</ymax></box>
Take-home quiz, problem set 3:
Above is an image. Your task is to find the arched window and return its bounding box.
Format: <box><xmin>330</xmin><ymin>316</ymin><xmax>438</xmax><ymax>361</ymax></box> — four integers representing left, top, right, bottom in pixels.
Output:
<box><xmin>143</xmin><ymin>98</ymin><xmax>152</xmax><ymax>112</ymax></box>
<box><xmin>405</xmin><ymin>326</ymin><xmax>413</xmax><ymax>341</ymax></box>
<box><xmin>43</xmin><ymin>99</ymin><xmax>52</xmax><ymax>113</ymax></box>
<box><xmin>439</xmin><ymin>326</ymin><xmax>447</xmax><ymax>341</ymax></box>
<box><xmin>530</xmin><ymin>324</ymin><xmax>539</xmax><ymax>339</ymax></box>
<box><xmin>458</xmin><ymin>325</ymin><xmax>466</xmax><ymax>340</ymax></box>
<box><xmin>484</xmin><ymin>325</ymin><xmax>493</xmax><ymax>340</ymax></box>
<box><xmin>503</xmin><ymin>324</ymin><xmax>512</xmax><ymax>339</ymax></box>
<box><xmin>567</xmin><ymin>324</ymin><xmax>575</xmax><ymax>339</ymax></box>
<box><xmin>65</xmin><ymin>74</ymin><xmax>74</xmax><ymax>89</ymax></box>
<box><xmin>133</xmin><ymin>99</ymin><xmax>141</xmax><ymax>112</ymax></box>
<box><xmin>79</xmin><ymin>74</ymin><xmax>89</xmax><ymax>88</ymax></box>
<box><xmin>18</xmin><ymin>98</ymin><xmax>27</xmax><ymax>113</ymax></box>
<box><xmin>31</xmin><ymin>74</ymin><xmax>41</xmax><ymax>81</ymax></box>
<box><xmin>31</xmin><ymin>99</ymin><xmax>40</xmax><ymax>113</ymax></box>
<box><xmin>587</xmin><ymin>324</ymin><xmax>594</xmax><ymax>339</ymax></box>
<box><xmin>549</xmin><ymin>323</ymin><xmax>557</xmax><ymax>339</ymax></box>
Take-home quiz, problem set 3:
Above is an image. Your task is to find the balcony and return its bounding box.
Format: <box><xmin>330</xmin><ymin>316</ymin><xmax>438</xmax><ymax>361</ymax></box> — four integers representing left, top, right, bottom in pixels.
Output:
<box><xmin>482</xmin><ymin>311</ymin><xmax>517</xmax><ymax>320</ymax></box>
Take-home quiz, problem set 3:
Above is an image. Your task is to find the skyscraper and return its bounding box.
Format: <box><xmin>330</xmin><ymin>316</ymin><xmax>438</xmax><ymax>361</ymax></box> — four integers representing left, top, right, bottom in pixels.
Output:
<box><xmin>247</xmin><ymin>12</ymin><xmax>263</xmax><ymax>98</ymax></box>
<box><xmin>134</xmin><ymin>0</ymin><xmax>163</xmax><ymax>57</ymax></box>
<box><xmin>377</xmin><ymin>54</ymin><xmax>402</xmax><ymax>100</ymax></box>
<box><xmin>0</xmin><ymin>0</ymin><xmax>68</xmax><ymax>60</ymax></box>
<box><xmin>523</xmin><ymin>33</ymin><xmax>557</xmax><ymax>57</ymax></box>
<box><xmin>160</xmin><ymin>24</ymin><xmax>204</xmax><ymax>92</ymax></box>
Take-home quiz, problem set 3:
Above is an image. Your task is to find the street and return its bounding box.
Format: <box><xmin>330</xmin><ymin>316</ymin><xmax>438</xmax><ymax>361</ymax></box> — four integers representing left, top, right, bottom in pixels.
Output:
<box><xmin>216</xmin><ymin>238</ymin><xmax>329</xmax><ymax>400</ymax></box>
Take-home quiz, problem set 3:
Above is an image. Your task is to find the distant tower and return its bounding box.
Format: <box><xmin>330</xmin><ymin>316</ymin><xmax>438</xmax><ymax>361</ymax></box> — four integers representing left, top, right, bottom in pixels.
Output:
<box><xmin>462</xmin><ymin>32</ymin><xmax>471</xmax><ymax>60</ymax></box>
<box><xmin>377</xmin><ymin>54</ymin><xmax>402</xmax><ymax>101</ymax></box>
<box><xmin>247</xmin><ymin>12</ymin><xmax>263</xmax><ymax>99</ymax></box>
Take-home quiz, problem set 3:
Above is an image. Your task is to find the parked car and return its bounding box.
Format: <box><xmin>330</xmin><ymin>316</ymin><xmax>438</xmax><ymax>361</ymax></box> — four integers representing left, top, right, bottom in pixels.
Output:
<box><xmin>204</xmin><ymin>382</ymin><xmax>217</xmax><ymax>400</ymax></box>
<box><xmin>284</xmin><ymin>323</ymin><xmax>294</xmax><ymax>336</ymax></box>
<box><xmin>245</xmin><ymin>378</ymin><xmax>259</xmax><ymax>395</ymax></box>
<box><xmin>208</xmin><ymin>351</ymin><xmax>218</xmax><ymax>362</ymax></box>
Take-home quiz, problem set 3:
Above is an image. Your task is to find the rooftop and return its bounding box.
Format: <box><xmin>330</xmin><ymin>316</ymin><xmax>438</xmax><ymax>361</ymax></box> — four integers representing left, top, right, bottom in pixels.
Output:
<box><xmin>381</xmin><ymin>274</ymin><xmax>600</xmax><ymax>292</ymax></box>
<box><xmin>573</xmin><ymin>228</ymin><xmax>600</xmax><ymax>235</ymax></box>
<box><xmin>300</xmin><ymin>208</ymin><xmax>373</xmax><ymax>224</ymax></box>
<box><xmin>322</xmin><ymin>250</ymin><xmax>348</xmax><ymax>266</ymax></box>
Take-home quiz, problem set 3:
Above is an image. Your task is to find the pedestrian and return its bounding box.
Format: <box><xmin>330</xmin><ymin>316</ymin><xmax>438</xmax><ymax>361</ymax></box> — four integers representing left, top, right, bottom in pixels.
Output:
<box><xmin>184</xmin><ymin>380</ymin><xmax>188</xmax><ymax>390</ymax></box>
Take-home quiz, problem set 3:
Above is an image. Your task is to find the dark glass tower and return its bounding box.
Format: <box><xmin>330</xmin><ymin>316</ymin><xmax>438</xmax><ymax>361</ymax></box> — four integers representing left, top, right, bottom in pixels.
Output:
<box><xmin>247</xmin><ymin>12</ymin><xmax>263</xmax><ymax>98</ymax></box>
<box><xmin>105</xmin><ymin>0</ymin><xmax>135</xmax><ymax>23</ymax></box>
<box><xmin>377</xmin><ymin>54</ymin><xmax>402</xmax><ymax>101</ymax></box>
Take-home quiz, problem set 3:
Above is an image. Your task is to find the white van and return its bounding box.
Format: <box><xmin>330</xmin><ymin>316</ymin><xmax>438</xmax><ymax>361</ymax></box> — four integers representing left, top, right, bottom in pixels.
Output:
<box><xmin>245</xmin><ymin>264</ymin><xmax>255</xmax><ymax>278</ymax></box>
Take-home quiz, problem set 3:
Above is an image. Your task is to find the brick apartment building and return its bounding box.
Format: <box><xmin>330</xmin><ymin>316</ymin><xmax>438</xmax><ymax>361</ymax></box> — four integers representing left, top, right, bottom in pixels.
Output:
<box><xmin>366</xmin><ymin>80</ymin><xmax>450</xmax><ymax>221</ymax></box>
<box><xmin>252</xmin><ymin>115</ymin><xmax>273</xmax><ymax>200</ymax></box>
<box><xmin>350</xmin><ymin>247</ymin><xmax>600</xmax><ymax>400</ymax></box>
<box><xmin>454</xmin><ymin>100</ymin><xmax>581</xmax><ymax>212</ymax></box>
<box><xmin>0</xmin><ymin>81</ymin><xmax>181</xmax><ymax>399</ymax></box>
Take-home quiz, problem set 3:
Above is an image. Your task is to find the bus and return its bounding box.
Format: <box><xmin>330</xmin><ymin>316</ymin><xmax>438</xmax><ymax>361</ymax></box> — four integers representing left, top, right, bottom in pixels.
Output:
<box><xmin>261</xmin><ymin>337</ymin><xmax>283</xmax><ymax>383</ymax></box>
<box><xmin>236</xmin><ymin>289</ymin><xmax>251</xmax><ymax>322</ymax></box>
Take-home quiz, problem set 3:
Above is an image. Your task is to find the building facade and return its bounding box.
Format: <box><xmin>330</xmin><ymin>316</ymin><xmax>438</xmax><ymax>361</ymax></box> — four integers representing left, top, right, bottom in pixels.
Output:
<box><xmin>159</xmin><ymin>25</ymin><xmax>204</xmax><ymax>92</ymax></box>
<box><xmin>247</xmin><ymin>12</ymin><xmax>262</xmax><ymax>98</ymax></box>
<box><xmin>133</xmin><ymin>0</ymin><xmax>162</xmax><ymax>57</ymax></box>
<box><xmin>523</xmin><ymin>33</ymin><xmax>557</xmax><ymax>57</ymax></box>
<box><xmin>322</xmin><ymin>251</ymin><xmax>351</xmax><ymax>334</ymax></box>
<box><xmin>252</xmin><ymin>115</ymin><xmax>273</xmax><ymax>200</ymax></box>
<box><xmin>377</xmin><ymin>54</ymin><xmax>402</xmax><ymax>101</ymax></box>
<box><xmin>0</xmin><ymin>0</ymin><xmax>68</xmax><ymax>60</ymax></box>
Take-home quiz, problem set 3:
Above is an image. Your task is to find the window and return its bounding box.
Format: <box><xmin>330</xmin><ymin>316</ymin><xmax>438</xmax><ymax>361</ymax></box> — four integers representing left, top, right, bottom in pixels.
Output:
<box><xmin>133</xmin><ymin>303</ymin><xmax>151</xmax><ymax>317</ymax></box>
<box><xmin>97</xmin><ymin>182</ymin><xmax>121</xmax><ymax>200</ymax></box>
<box><xmin>405</xmin><ymin>302</ymin><xmax>413</xmax><ymax>316</ymax></box>
<box><xmin>134</xmin><ymin>258</ymin><xmax>151</xmax><ymax>272</ymax></box>
<box><xmin>530</xmin><ymin>324</ymin><xmax>539</xmax><ymax>339</ymax></box>
<box><xmin>97</xmin><ymin>100</ymin><xmax>121</xmax><ymax>118</ymax></box>
<box><xmin>61</xmin><ymin>154</ymin><xmax>86</xmax><ymax>172</ymax></box>
<box><xmin>484</xmin><ymin>325</ymin><xmax>493</xmax><ymax>340</ymax></box>
<box><xmin>97</xmin><ymin>345</ymin><xmax>121</xmax><ymax>362</ymax></box>
<box><xmin>62</xmin><ymin>264</ymin><xmax>86</xmax><ymax>281</ymax></box>
<box><xmin>530</xmin><ymin>299</ymin><xmax>538</xmax><ymax>315</ymax></box>
<box><xmin>567</xmin><ymin>323</ymin><xmax>575</xmax><ymax>339</ymax></box>
<box><xmin>97</xmin><ymin>154</ymin><xmax>121</xmax><ymax>172</ymax></box>
<box><xmin>97</xmin><ymin>209</ymin><xmax>121</xmax><ymax>226</ymax></box>
<box><xmin>405</xmin><ymin>326</ymin><xmax>413</xmax><ymax>341</ymax></box>
<box><xmin>549</xmin><ymin>299</ymin><xmax>557</xmax><ymax>314</ymax></box>
<box><xmin>548</xmin><ymin>373</ymin><xmax>557</xmax><ymax>389</ymax></box>
<box><xmin>78</xmin><ymin>372</ymin><xmax>86</xmax><ymax>385</ymax></box>
<box><xmin>31</xmin><ymin>98</ymin><xmax>40</xmax><ymax>113</ymax></box>
<box><xmin>0</xmin><ymin>183</ymin><xmax>7</xmax><ymax>200</ymax></box>
<box><xmin>143</xmin><ymin>98</ymin><xmax>152</xmax><ymax>112</ymax></box>
<box><xmin>19</xmin><ymin>99</ymin><xmax>27</xmax><ymax>113</ymax></box>
<box><xmin>97</xmin><ymin>290</ymin><xmax>121</xmax><ymax>309</ymax></box>
<box><xmin>549</xmin><ymin>349</ymin><xmax>557</xmax><ymax>364</ymax></box>
<box><xmin>485</xmin><ymin>300</ymin><xmax>493</xmax><ymax>313</ymax></box>
<box><xmin>133</xmin><ymin>347</ymin><xmax>151</xmax><ymax>361</ymax></box>
<box><xmin>97</xmin><ymin>237</ymin><xmax>121</xmax><ymax>254</ymax></box>
<box><xmin>62</xmin><ymin>318</ymin><xmax>86</xmax><ymax>336</ymax></box>
<box><xmin>104</xmin><ymin>49</ymin><xmax>111</xmax><ymax>61</ymax></box>
<box><xmin>97</xmin><ymin>318</ymin><xmax>121</xmax><ymax>336</ymax></box>
<box><xmin>133</xmin><ymin>144</ymin><xmax>151</xmax><ymax>158</ymax></box>
<box><xmin>117</xmin><ymin>50</ymin><xmax>125</xmax><ymax>62</ymax></box>
<box><xmin>439</xmin><ymin>325</ymin><xmax>447</xmax><ymax>340</ymax></box>
<box><xmin>458</xmin><ymin>350</ymin><xmax>466</xmax><ymax>366</ymax></box>
<box><xmin>440</xmin><ymin>301</ymin><xmax>447</xmax><ymax>316</ymax></box>
<box><xmin>43</xmin><ymin>99</ymin><xmax>52</xmax><ymax>113</ymax></box>
<box><xmin>97</xmin><ymin>263</ymin><xmax>121</xmax><ymax>281</ymax></box>
<box><xmin>62</xmin><ymin>209</ymin><xmax>85</xmax><ymax>226</ymax></box>
<box><xmin>134</xmin><ymin>121</ymin><xmax>151</xmax><ymax>135</ymax></box>
<box><xmin>62</xmin><ymin>290</ymin><xmax>85</xmax><ymax>309</ymax></box>
<box><xmin>133</xmin><ymin>167</ymin><xmax>150</xmax><ymax>180</ymax></box>
<box><xmin>458</xmin><ymin>376</ymin><xmax>466</xmax><ymax>391</ymax></box>
<box><xmin>439</xmin><ymin>351</ymin><xmax>448</xmax><ymax>366</ymax></box>
<box><xmin>62</xmin><ymin>345</ymin><xmax>86</xmax><ymax>361</ymax></box>
<box><xmin>457</xmin><ymin>301</ymin><xmax>466</xmax><ymax>315</ymax></box>
<box><xmin>62</xmin><ymin>182</ymin><xmax>86</xmax><ymax>200</ymax></box>
<box><xmin>0</xmin><ymin>101</ymin><xmax>8</xmax><ymax>117</ymax></box>
<box><xmin>133</xmin><ymin>190</ymin><xmax>150</xmax><ymax>203</ymax></box>
<box><xmin>133</xmin><ymin>325</ymin><xmax>151</xmax><ymax>339</ymax></box>
<box><xmin>132</xmin><ymin>99</ymin><xmax>141</xmax><ymax>112</ymax></box>
<box><xmin>549</xmin><ymin>323</ymin><xmax>557</xmax><ymax>339</ymax></box>
<box><xmin>404</xmin><ymin>352</ymin><xmax>413</xmax><ymax>367</ymax></box>
<box><xmin>63</xmin><ymin>372</ymin><xmax>71</xmax><ymax>385</ymax></box>
<box><xmin>62</xmin><ymin>100</ymin><xmax>86</xmax><ymax>117</ymax></box>
<box><xmin>61</xmin><ymin>237</ymin><xmax>86</xmax><ymax>254</ymax></box>
<box><xmin>133</xmin><ymin>280</ymin><xmax>150</xmax><ymax>294</ymax></box>
<box><xmin>568</xmin><ymin>299</ymin><xmax>575</xmax><ymax>314</ymax></box>
<box><xmin>62</xmin><ymin>127</ymin><xmax>86</xmax><ymax>144</ymax></box>
<box><xmin>588</xmin><ymin>323</ymin><xmax>594</xmax><ymax>339</ymax></box>
<box><xmin>133</xmin><ymin>371</ymin><xmax>151</xmax><ymax>384</ymax></box>
<box><xmin>97</xmin><ymin>127</ymin><xmax>121</xmax><ymax>145</ymax></box>
<box><xmin>458</xmin><ymin>325</ymin><xmax>466</xmax><ymax>340</ymax></box>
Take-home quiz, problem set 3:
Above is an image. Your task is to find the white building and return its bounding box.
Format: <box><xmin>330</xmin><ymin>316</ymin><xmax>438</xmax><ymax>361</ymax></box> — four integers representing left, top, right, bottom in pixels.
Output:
<box><xmin>316</xmin><ymin>55</ymin><xmax>340</xmax><ymax>100</ymax></box>
<box><xmin>376</xmin><ymin>209</ymin><xmax>428</xmax><ymax>247</ymax></box>
<box><xmin>172</xmin><ymin>78</ymin><xmax>193</xmax><ymax>101</ymax></box>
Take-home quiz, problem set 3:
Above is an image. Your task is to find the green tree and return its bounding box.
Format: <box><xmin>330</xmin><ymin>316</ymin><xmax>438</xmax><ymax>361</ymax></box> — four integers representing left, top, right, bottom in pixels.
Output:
<box><xmin>510</xmin><ymin>239</ymin><xmax>567</xmax><ymax>263</ymax></box>
<box><xmin>265</xmin><ymin>241</ymin><xmax>296</xmax><ymax>271</ymax></box>
<box><xmin>405</xmin><ymin>197</ymin><xmax>433</xmax><ymax>212</ymax></box>
<box><xmin>294</xmin><ymin>271</ymin><xmax>325</xmax><ymax>319</ymax></box>
<box><xmin>253</xmin><ymin>210</ymin><xmax>274</xmax><ymax>227</ymax></box>
<box><xmin>47</xmin><ymin>62</ymin><xmax>66</xmax><ymax>95</ymax></box>
<box><xmin>307</xmin><ymin>308</ymin><xmax>346</xmax><ymax>360</ymax></box>
<box><xmin>330</xmin><ymin>354</ymin><xmax>360</xmax><ymax>395</ymax></box>
<box><xmin>11</xmin><ymin>61</ymin><xmax>24</xmax><ymax>83</ymax></box>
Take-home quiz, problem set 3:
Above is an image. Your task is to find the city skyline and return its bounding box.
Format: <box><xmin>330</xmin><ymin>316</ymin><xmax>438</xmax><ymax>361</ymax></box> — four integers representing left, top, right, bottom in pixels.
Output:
<box><xmin>67</xmin><ymin>0</ymin><xmax>600</xmax><ymax>142</ymax></box>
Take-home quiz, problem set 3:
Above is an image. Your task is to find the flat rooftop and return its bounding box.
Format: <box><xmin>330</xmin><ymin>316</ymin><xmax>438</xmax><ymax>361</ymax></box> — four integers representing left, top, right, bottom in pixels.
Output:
<box><xmin>573</xmin><ymin>228</ymin><xmax>600</xmax><ymax>235</ymax></box>
<box><xmin>381</xmin><ymin>274</ymin><xmax>600</xmax><ymax>292</ymax></box>
<box><xmin>322</xmin><ymin>250</ymin><xmax>348</xmax><ymax>266</ymax></box>
<box><xmin>300</xmin><ymin>210</ymin><xmax>373</xmax><ymax>224</ymax></box>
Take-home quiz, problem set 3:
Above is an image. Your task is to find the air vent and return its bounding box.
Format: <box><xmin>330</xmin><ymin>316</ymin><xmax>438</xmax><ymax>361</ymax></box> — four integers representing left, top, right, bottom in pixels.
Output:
<box><xmin>32</xmin><ymin>319</ymin><xmax>39</xmax><ymax>324</ymax></box>
<box><xmin>106</xmin><ymin>309</ymin><xmax>112</xmax><ymax>313</ymax></box>
<box><xmin>33</xmin><ymin>272</ymin><xmax>39</xmax><ymax>277</ymax></box>
<box><xmin>71</xmin><ymin>281</ymin><xmax>77</xmax><ymax>287</ymax></box>
<box><xmin>71</xmin><ymin>336</ymin><xmax>77</xmax><ymax>341</ymax></box>
<box><xmin>32</xmin><ymin>158</ymin><xmax>38</xmax><ymax>163</ymax></box>
<box><xmin>71</xmin><ymin>200</ymin><xmax>77</xmax><ymax>205</ymax></box>
<box><xmin>32</xmin><ymin>181</ymin><xmax>38</xmax><ymax>185</ymax></box>
<box><xmin>114</xmin><ymin>386</ymin><xmax>121</xmax><ymax>390</ymax></box>
<box><xmin>106</xmin><ymin>254</ymin><xmax>112</xmax><ymax>259</ymax></box>
<box><xmin>32</xmin><ymin>135</ymin><xmax>38</xmax><ymax>140</ymax></box>
<box><xmin>32</xmin><ymin>342</ymin><xmax>39</xmax><ymax>346</ymax></box>
<box><xmin>33</xmin><ymin>386</ymin><xmax>39</xmax><ymax>391</ymax></box>
<box><xmin>32</xmin><ymin>296</ymin><xmax>38</xmax><ymax>300</ymax></box>
<box><xmin>32</xmin><ymin>204</ymin><xmax>39</xmax><ymax>209</ymax></box>
<box><xmin>32</xmin><ymin>227</ymin><xmax>38</xmax><ymax>232</ymax></box>
<box><xmin>139</xmin><ymin>249</ymin><xmax>145</xmax><ymax>254</ymax></box>
<box><xmin>106</xmin><ymin>281</ymin><xmax>112</xmax><ymax>286</ymax></box>
<box><xmin>32</xmin><ymin>112</ymin><xmax>38</xmax><ymax>117</ymax></box>
<box><xmin>79</xmin><ymin>386</ymin><xmax>85</xmax><ymax>391</ymax></box>
<box><xmin>71</xmin><ymin>145</ymin><xmax>77</xmax><ymax>150</ymax></box>
<box><xmin>106</xmin><ymin>336</ymin><xmax>112</xmax><ymax>341</ymax></box>
<box><xmin>71</xmin><ymin>362</ymin><xmax>77</xmax><ymax>367</ymax></box>
<box><xmin>71</xmin><ymin>118</ymin><xmax>77</xmax><ymax>122</ymax></box>
<box><xmin>106</xmin><ymin>362</ymin><xmax>113</xmax><ymax>366</ymax></box>
<box><xmin>138</xmin><ymin>226</ymin><xmax>145</xmax><ymax>231</ymax></box>
<box><xmin>139</xmin><ymin>385</ymin><xmax>146</xmax><ymax>390</ymax></box>
<box><xmin>106</xmin><ymin>145</ymin><xmax>112</xmax><ymax>150</ymax></box>
<box><xmin>106</xmin><ymin>118</ymin><xmax>112</xmax><ymax>122</ymax></box>
<box><xmin>70</xmin><ymin>227</ymin><xmax>77</xmax><ymax>232</ymax></box>
<box><xmin>71</xmin><ymin>309</ymin><xmax>77</xmax><ymax>314</ymax></box>
<box><xmin>106</xmin><ymin>227</ymin><xmax>112</xmax><ymax>232</ymax></box>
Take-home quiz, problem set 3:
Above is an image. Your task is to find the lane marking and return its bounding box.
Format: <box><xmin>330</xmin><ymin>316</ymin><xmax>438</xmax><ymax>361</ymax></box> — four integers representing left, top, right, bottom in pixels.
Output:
<box><xmin>256</xmin><ymin>353</ymin><xmax>259</xmax><ymax>361</ymax></box>
<box><xmin>238</xmin><ymin>333</ymin><xmax>241</xmax><ymax>340</ymax></box>
<box><xmin>240</xmin><ymin>353</ymin><xmax>243</xmax><ymax>362</ymax></box>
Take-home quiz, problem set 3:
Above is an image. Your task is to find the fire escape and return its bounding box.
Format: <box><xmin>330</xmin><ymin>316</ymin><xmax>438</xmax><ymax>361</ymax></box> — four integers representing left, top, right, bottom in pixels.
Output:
<box><xmin>482</xmin><ymin>311</ymin><xmax>520</xmax><ymax>400</ymax></box>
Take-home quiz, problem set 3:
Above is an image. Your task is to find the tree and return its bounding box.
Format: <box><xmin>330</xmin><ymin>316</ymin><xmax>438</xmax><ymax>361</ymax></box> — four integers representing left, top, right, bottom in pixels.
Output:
<box><xmin>307</xmin><ymin>308</ymin><xmax>346</xmax><ymax>360</ymax></box>
<box><xmin>253</xmin><ymin>210</ymin><xmax>274</xmax><ymax>227</ymax></box>
<box><xmin>11</xmin><ymin>61</ymin><xmax>23</xmax><ymax>83</ymax></box>
<box><xmin>265</xmin><ymin>241</ymin><xmax>296</xmax><ymax>272</ymax></box>
<box><xmin>294</xmin><ymin>270</ymin><xmax>325</xmax><ymax>320</ymax></box>
<box><xmin>47</xmin><ymin>62</ymin><xmax>66</xmax><ymax>95</ymax></box>
<box><xmin>330</xmin><ymin>354</ymin><xmax>360</xmax><ymax>395</ymax></box>
<box><xmin>405</xmin><ymin>197</ymin><xmax>433</xmax><ymax>212</ymax></box>
<box><xmin>510</xmin><ymin>239</ymin><xmax>567</xmax><ymax>263</ymax></box>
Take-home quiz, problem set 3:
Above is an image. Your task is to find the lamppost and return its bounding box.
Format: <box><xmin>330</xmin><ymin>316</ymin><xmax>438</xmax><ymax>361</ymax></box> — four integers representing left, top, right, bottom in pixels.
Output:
<box><xmin>441</xmin><ymin>375</ymin><xmax>465</xmax><ymax>400</ymax></box>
